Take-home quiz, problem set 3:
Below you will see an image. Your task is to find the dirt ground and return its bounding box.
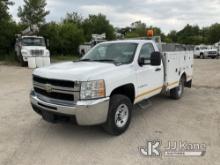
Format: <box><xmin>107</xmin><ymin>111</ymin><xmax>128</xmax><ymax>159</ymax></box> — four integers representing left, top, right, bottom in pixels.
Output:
<box><xmin>0</xmin><ymin>59</ymin><xmax>219</xmax><ymax>165</ymax></box>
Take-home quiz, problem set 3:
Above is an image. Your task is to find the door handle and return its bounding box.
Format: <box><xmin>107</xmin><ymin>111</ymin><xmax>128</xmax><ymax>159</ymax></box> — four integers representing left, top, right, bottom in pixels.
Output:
<box><xmin>155</xmin><ymin>68</ymin><xmax>161</xmax><ymax>72</ymax></box>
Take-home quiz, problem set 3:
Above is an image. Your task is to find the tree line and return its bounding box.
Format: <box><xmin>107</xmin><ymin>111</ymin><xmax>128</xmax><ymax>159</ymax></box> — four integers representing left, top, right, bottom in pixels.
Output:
<box><xmin>1</xmin><ymin>0</ymin><xmax>220</xmax><ymax>56</ymax></box>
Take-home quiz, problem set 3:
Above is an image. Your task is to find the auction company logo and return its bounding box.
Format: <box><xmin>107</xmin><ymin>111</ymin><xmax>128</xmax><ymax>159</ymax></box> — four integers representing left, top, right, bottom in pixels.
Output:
<box><xmin>139</xmin><ymin>140</ymin><xmax>206</xmax><ymax>157</ymax></box>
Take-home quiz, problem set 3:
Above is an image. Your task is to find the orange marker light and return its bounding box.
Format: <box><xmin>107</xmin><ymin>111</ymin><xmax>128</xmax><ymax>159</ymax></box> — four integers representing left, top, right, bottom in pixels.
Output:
<box><xmin>147</xmin><ymin>30</ymin><xmax>154</xmax><ymax>37</ymax></box>
<box><xmin>98</xmin><ymin>80</ymin><xmax>105</xmax><ymax>97</ymax></box>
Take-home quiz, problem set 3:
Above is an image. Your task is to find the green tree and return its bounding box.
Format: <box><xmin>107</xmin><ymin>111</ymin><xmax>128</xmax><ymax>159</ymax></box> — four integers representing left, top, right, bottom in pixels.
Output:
<box><xmin>0</xmin><ymin>0</ymin><xmax>17</xmax><ymax>55</ymax></box>
<box><xmin>200</xmin><ymin>27</ymin><xmax>209</xmax><ymax>44</ymax></box>
<box><xmin>39</xmin><ymin>22</ymin><xmax>61</xmax><ymax>54</ymax></box>
<box><xmin>125</xmin><ymin>21</ymin><xmax>146</xmax><ymax>38</ymax></box>
<box><xmin>207</xmin><ymin>23</ymin><xmax>220</xmax><ymax>44</ymax></box>
<box><xmin>82</xmin><ymin>14</ymin><xmax>115</xmax><ymax>41</ymax></box>
<box><xmin>125</xmin><ymin>21</ymin><xmax>164</xmax><ymax>40</ymax></box>
<box><xmin>0</xmin><ymin>21</ymin><xmax>18</xmax><ymax>54</ymax></box>
<box><xmin>59</xmin><ymin>22</ymin><xmax>84</xmax><ymax>55</ymax></box>
<box><xmin>117</xmin><ymin>27</ymin><xmax>132</xmax><ymax>36</ymax></box>
<box><xmin>0</xmin><ymin>0</ymin><xmax>14</xmax><ymax>22</ymax></box>
<box><xmin>17</xmin><ymin>0</ymin><xmax>49</xmax><ymax>25</ymax></box>
<box><xmin>167</xmin><ymin>30</ymin><xmax>178</xmax><ymax>43</ymax></box>
<box><xmin>131</xmin><ymin>21</ymin><xmax>146</xmax><ymax>36</ymax></box>
<box><xmin>63</xmin><ymin>12</ymin><xmax>83</xmax><ymax>27</ymax></box>
<box><xmin>176</xmin><ymin>24</ymin><xmax>202</xmax><ymax>44</ymax></box>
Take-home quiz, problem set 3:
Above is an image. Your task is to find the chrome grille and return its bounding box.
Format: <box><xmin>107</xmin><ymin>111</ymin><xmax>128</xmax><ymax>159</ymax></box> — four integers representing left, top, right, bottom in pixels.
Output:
<box><xmin>208</xmin><ymin>51</ymin><xmax>217</xmax><ymax>55</ymax></box>
<box><xmin>31</xmin><ymin>50</ymin><xmax>44</xmax><ymax>56</ymax></box>
<box><xmin>33</xmin><ymin>76</ymin><xmax>80</xmax><ymax>105</ymax></box>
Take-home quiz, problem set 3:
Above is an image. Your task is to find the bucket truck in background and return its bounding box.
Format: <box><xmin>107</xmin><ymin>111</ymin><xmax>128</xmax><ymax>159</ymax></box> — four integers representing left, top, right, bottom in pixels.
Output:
<box><xmin>15</xmin><ymin>25</ymin><xmax>51</xmax><ymax>68</ymax></box>
<box><xmin>79</xmin><ymin>33</ymin><xmax>106</xmax><ymax>56</ymax></box>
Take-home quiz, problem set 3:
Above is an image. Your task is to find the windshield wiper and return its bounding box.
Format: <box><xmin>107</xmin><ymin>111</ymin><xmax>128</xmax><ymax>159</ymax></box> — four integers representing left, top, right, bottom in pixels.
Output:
<box><xmin>78</xmin><ymin>59</ymin><xmax>121</xmax><ymax>65</ymax></box>
<box><xmin>94</xmin><ymin>59</ymin><xmax>122</xmax><ymax>65</ymax></box>
<box><xmin>93</xmin><ymin>59</ymin><xmax>116</xmax><ymax>63</ymax></box>
<box><xmin>79</xmin><ymin>59</ymin><xmax>93</xmax><ymax>61</ymax></box>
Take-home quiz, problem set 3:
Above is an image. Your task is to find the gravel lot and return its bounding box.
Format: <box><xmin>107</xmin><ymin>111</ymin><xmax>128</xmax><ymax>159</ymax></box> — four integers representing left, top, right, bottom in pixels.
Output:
<box><xmin>0</xmin><ymin>59</ymin><xmax>220</xmax><ymax>165</ymax></box>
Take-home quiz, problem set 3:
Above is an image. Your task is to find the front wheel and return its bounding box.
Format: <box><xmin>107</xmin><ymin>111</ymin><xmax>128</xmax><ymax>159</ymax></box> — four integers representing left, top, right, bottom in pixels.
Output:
<box><xmin>103</xmin><ymin>94</ymin><xmax>133</xmax><ymax>135</ymax></box>
<box><xmin>200</xmin><ymin>54</ymin><xmax>204</xmax><ymax>59</ymax></box>
<box><xmin>19</xmin><ymin>55</ymin><xmax>27</xmax><ymax>67</ymax></box>
<box><xmin>170</xmin><ymin>76</ymin><xmax>185</xmax><ymax>99</ymax></box>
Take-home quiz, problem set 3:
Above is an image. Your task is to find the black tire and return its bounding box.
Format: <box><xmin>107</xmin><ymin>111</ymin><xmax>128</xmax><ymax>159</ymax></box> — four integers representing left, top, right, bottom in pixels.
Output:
<box><xmin>170</xmin><ymin>76</ymin><xmax>185</xmax><ymax>99</ymax></box>
<box><xmin>19</xmin><ymin>55</ymin><xmax>27</xmax><ymax>67</ymax></box>
<box><xmin>200</xmin><ymin>54</ymin><xmax>204</xmax><ymax>59</ymax></box>
<box><xmin>103</xmin><ymin>94</ymin><xmax>133</xmax><ymax>135</ymax></box>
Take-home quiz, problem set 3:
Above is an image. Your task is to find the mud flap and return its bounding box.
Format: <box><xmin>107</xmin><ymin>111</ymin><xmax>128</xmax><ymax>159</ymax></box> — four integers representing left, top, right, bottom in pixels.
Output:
<box><xmin>185</xmin><ymin>80</ymin><xmax>192</xmax><ymax>88</ymax></box>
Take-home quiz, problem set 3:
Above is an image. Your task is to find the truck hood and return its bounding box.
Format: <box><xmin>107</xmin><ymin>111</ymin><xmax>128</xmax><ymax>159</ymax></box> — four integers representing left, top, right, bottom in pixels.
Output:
<box><xmin>33</xmin><ymin>61</ymin><xmax>119</xmax><ymax>81</ymax></box>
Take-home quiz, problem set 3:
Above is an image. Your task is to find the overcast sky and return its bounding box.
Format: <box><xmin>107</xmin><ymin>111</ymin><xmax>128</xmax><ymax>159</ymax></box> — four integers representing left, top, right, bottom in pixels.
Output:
<box><xmin>9</xmin><ymin>0</ymin><xmax>220</xmax><ymax>33</ymax></box>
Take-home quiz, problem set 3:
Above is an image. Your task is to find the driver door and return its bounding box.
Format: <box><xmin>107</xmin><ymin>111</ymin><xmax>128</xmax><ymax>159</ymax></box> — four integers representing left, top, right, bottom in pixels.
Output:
<box><xmin>136</xmin><ymin>43</ymin><xmax>163</xmax><ymax>103</ymax></box>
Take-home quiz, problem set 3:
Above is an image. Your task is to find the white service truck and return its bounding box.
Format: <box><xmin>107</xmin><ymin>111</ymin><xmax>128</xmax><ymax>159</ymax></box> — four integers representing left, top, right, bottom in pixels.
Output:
<box><xmin>15</xmin><ymin>25</ymin><xmax>50</xmax><ymax>67</ymax></box>
<box><xmin>30</xmin><ymin>40</ymin><xmax>193</xmax><ymax>135</ymax></box>
<box><xmin>194</xmin><ymin>45</ymin><xmax>218</xmax><ymax>59</ymax></box>
<box><xmin>214</xmin><ymin>42</ymin><xmax>220</xmax><ymax>57</ymax></box>
<box><xmin>79</xmin><ymin>33</ymin><xmax>106</xmax><ymax>56</ymax></box>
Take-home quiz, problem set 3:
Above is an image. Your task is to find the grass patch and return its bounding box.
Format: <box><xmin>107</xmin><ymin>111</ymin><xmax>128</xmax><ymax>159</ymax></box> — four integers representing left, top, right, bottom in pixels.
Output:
<box><xmin>0</xmin><ymin>53</ymin><xmax>19</xmax><ymax>65</ymax></box>
<box><xmin>0</xmin><ymin>54</ymin><xmax>80</xmax><ymax>66</ymax></box>
<box><xmin>51</xmin><ymin>55</ymin><xmax>80</xmax><ymax>63</ymax></box>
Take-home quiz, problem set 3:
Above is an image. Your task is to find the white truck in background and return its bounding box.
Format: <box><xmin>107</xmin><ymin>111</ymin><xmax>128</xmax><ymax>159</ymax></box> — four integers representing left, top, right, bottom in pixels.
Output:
<box><xmin>214</xmin><ymin>42</ymin><xmax>220</xmax><ymax>58</ymax></box>
<box><xmin>15</xmin><ymin>25</ymin><xmax>50</xmax><ymax>67</ymax></box>
<box><xmin>30</xmin><ymin>39</ymin><xmax>193</xmax><ymax>135</ymax></box>
<box><xmin>79</xmin><ymin>33</ymin><xmax>106</xmax><ymax>56</ymax></box>
<box><xmin>194</xmin><ymin>45</ymin><xmax>218</xmax><ymax>59</ymax></box>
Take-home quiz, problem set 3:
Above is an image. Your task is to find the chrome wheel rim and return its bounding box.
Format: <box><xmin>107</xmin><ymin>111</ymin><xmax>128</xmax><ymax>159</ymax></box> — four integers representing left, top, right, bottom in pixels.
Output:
<box><xmin>115</xmin><ymin>104</ymin><xmax>129</xmax><ymax>128</ymax></box>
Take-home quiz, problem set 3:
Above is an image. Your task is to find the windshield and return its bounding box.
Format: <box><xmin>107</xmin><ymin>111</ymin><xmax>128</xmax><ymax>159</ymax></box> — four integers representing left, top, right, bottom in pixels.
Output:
<box><xmin>81</xmin><ymin>42</ymin><xmax>138</xmax><ymax>64</ymax></box>
<box><xmin>22</xmin><ymin>37</ymin><xmax>46</xmax><ymax>46</ymax></box>
<box><xmin>200</xmin><ymin>47</ymin><xmax>207</xmax><ymax>50</ymax></box>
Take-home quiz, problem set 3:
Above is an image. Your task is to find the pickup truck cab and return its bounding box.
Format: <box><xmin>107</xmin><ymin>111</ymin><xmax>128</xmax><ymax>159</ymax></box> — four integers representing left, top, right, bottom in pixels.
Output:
<box><xmin>194</xmin><ymin>45</ymin><xmax>218</xmax><ymax>59</ymax></box>
<box><xmin>30</xmin><ymin>40</ymin><xmax>193</xmax><ymax>135</ymax></box>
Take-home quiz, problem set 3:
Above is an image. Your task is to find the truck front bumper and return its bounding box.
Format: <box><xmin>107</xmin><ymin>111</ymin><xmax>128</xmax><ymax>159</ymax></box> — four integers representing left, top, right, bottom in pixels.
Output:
<box><xmin>30</xmin><ymin>91</ymin><xmax>109</xmax><ymax>126</ymax></box>
<box><xmin>207</xmin><ymin>55</ymin><xmax>217</xmax><ymax>58</ymax></box>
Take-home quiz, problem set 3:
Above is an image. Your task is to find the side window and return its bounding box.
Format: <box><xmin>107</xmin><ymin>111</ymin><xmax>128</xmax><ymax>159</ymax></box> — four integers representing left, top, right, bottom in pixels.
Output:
<box><xmin>139</xmin><ymin>43</ymin><xmax>155</xmax><ymax>59</ymax></box>
<box><xmin>196</xmin><ymin>47</ymin><xmax>199</xmax><ymax>51</ymax></box>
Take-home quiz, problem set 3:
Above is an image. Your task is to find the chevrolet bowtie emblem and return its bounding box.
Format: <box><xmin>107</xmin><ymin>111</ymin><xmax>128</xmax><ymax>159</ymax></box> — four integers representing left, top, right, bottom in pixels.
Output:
<box><xmin>45</xmin><ymin>84</ymin><xmax>52</xmax><ymax>93</ymax></box>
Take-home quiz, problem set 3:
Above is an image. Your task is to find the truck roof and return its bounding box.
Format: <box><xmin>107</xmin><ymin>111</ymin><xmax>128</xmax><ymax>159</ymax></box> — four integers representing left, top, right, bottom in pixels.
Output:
<box><xmin>102</xmin><ymin>39</ymin><xmax>155</xmax><ymax>44</ymax></box>
<box><xmin>22</xmin><ymin>36</ymin><xmax>44</xmax><ymax>39</ymax></box>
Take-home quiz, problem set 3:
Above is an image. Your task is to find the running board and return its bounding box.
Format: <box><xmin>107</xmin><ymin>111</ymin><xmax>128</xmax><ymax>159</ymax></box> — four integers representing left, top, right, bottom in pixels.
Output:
<box><xmin>136</xmin><ymin>99</ymin><xmax>152</xmax><ymax>110</ymax></box>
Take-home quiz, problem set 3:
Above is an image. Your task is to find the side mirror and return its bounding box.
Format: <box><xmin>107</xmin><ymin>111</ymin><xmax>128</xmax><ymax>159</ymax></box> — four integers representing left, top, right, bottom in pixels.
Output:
<box><xmin>150</xmin><ymin>51</ymin><xmax>161</xmax><ymax>66</ymax></box>
<box><xmin>138</xmin><ymin>57</ymin><xmax>150</xmax><ymax>66</ymax></box>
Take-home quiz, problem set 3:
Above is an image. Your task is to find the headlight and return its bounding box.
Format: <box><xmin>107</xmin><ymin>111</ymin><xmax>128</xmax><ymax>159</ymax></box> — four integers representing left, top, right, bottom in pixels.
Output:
<box><xmin>80</xmin><ymin>80</ymin><xmax>105</xmax><ymax>100</ymax></box>
<box><xmin>21</xmin><ymin>51</ymin><xmax>28</xmax><ymax>56</ymax></box>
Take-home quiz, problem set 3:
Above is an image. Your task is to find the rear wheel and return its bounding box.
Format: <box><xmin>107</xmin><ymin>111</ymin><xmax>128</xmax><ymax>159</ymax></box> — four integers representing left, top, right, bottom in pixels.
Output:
<box><xmin>103</xmin><ymin>94</ymin><xmax>133</xmax><ymax>135</ymax></box>
<box><xmin>170</xmin><ymin>76</ymin><xmax>185</xmax><ymax>99</ymax></box>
